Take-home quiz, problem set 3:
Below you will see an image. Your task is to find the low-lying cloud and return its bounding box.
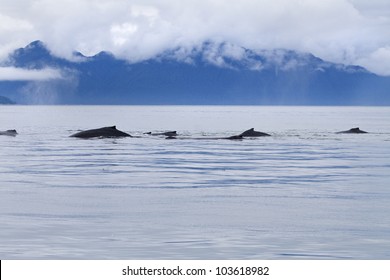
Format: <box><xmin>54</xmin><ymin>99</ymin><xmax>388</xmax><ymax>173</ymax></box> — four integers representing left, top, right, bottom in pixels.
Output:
<box><xmin>0</xmin><ymin>67</ymin><xmax>63</xmax><ymax>81</ymax></box>
<box><xmin>0</xmin><ymin>0</ymin><xmax>389</xmax><ymax>75</ymax></box>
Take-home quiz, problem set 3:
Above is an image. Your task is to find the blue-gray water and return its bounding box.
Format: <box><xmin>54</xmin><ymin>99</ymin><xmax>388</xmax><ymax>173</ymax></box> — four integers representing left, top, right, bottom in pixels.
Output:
<box><xmin>1</xmin><ymin>106</ymin><xmax>390</xmax><ymax>259</ymax></box>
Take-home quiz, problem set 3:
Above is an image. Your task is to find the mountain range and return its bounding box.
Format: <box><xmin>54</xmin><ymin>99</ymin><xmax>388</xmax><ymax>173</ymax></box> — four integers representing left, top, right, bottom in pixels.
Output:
<box><xmin>1</xmin><ymin>40</ymin><xmax>389</xmax><ymax>105</ymax></box>
<box><xmin>0</xmin><ymin>95</ymin><xmax>15</xmax><ymax>104</ymax></box>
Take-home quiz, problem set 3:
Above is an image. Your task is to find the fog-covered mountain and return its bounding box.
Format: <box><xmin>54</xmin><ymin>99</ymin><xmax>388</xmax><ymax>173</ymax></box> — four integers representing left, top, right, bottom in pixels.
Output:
<box><xmin>1</xmin><ymin>41</ymin><xmax>389</xmax><ymax>105</ymax></box>
<box><xmin>0</xmin><ymin>96</ymin><xmax>15</xmax><ymax>104</ymax></box>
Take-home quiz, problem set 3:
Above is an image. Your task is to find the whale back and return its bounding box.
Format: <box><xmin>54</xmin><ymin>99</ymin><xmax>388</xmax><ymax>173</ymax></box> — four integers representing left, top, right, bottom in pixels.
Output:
<box><xmin>70</xmin><ymin>126</ymin><xmax>131</xmax><ymax>138</ymax></box>
<box><xmin>226</xmin><ymin>135</ymin><xmax>243</xmax><ymax>140</ymax></box>
<box><xmin>0</xmin><ymin>129</ymin><xmax>18</xmax><ymax>136</ymax></box>
<box><xmin>337</xmin><ymin>127</ymin><xmax>368</xmax><ymax>134</ymax></box>
<box><xmin>145</xmin><ymin>131</ymin><xmax>177</xmax><ymax>137</ymax></box>
<box><xmin>240</xmin><ymin>128</ymin><xmax>270</xmax><ymax>137</ymax></box>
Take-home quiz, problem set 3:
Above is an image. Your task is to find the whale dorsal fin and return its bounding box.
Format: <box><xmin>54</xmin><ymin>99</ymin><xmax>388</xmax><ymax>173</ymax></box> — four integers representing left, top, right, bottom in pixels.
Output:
<box><xmin>109</xmin><ymin>126</ymin><xmax>117</xmax><ymax>130</ymax></box>
<box><xmin>249</xmin><ymin>128</ymin><xmax>254</xmax><ymax>131</ymax></box>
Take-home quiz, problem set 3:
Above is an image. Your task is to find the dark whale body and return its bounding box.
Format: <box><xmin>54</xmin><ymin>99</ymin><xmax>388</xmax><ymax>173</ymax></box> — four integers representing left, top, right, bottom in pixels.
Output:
<box><xmin>239</xmin><ymin>128</ymin><xmax>270</xmax><ymax>137</ymax></box>
<box><xmin>226</xmin><ymin>135</ymin><xmax>243</xmax><ymax>140</ymax></box>
<box><xmin>166</xmin><ymin>135</ymin><xmax>243</xmax><ymax>140</ymax></box>
<box><xmin>336</xmin><ymin>127</ymin><xmax>368</xmax><ymax>134</ymax></box>
<box><xmin>145</xmin><ymin>131</ymin><xmax>177</xmax><ymax>137</ymax></box>
<box><xmin>165</xmin><ymin>128</ymin><xmax>271</xmax><ymax>140</ymax></box>
<box><xmin>70</xmin><ymin>126</ymin><xmax>131</xmax><ymax>138</ymax></box>
<box><xmin>0</xmin><ymin>129</ymin><xmax>17</xmax><ymax>136</ymax></box>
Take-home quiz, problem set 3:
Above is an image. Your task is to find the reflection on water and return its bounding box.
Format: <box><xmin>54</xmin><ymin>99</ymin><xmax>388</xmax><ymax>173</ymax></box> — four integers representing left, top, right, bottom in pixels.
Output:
<box><xmin>1</xmin><ymin>106</ymin><xmax>390</xmax><ymax>259</ymax></box>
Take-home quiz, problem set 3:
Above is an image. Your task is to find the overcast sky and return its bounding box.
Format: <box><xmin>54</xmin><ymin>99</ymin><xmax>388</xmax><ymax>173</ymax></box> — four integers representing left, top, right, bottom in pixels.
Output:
<box><xmin>1</xmin><ymin>0</ymin><xmax>390</xmax><ymax>75</ymax></box>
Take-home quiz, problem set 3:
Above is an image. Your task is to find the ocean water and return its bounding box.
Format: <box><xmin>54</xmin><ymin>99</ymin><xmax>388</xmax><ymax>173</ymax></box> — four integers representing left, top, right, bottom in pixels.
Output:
<box><xmin>0</xmin><ymin>106</ymin><xmax>390</xmax><ymax>260</ymax></box>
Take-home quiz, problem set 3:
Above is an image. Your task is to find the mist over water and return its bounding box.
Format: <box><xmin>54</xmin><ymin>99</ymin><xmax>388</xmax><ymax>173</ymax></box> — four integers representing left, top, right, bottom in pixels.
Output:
<box><xmin>1</xmin><ymin>106</ymin><xmax>390</xmax><ymax>259</ymax></box>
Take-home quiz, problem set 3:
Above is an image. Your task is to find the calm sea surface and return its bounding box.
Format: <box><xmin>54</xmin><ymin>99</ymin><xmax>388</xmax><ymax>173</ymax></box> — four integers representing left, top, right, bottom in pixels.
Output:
<box><xmin>1</xmin><ymin>106</ymin><xmax>390</xmax><ymax>259</ymax></box>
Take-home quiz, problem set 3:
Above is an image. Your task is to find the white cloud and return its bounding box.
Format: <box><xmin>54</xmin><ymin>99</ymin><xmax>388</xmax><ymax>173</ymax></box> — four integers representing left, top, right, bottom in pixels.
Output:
<box><xmin>110</xmin><ymin>23</ymin><xmax>138</xmax><ymax>47</ymax></box>
<box><xmin>0</xmin><ymin>13</ymin><xmax>36</xmax><ymax>60</ymax></box>
<box><xmin>356</xmin><ymin>47</ymin><xmax>390</xmax><ymax>76</ymax></box>
<box><xmin>0</xmin><ymin>67</ymin><xmax>63</xmax><ymax>81</ymax></box>
<box><xmin>0</xmin><ymin>0</ymin><xmax>389</xmax><ymax>75</ymax></box>
<box><xmin>349</xmin><ymin>0</ymin><xmax>390</xmax><ymax>17</ymax></box>
<box><xmin>0</xmin><ymin>14</ymin><xmax>33</xmax><ymax>32</ymax></box>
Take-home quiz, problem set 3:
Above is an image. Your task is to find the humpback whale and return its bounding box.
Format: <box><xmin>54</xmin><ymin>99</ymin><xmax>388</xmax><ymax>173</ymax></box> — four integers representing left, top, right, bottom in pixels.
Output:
<box><xmin>165</xmin><ymin>134</ymin><xmax>243</xmax><ymax>140</ymax></box>
<box><xmin>165</xmin><ymin>128</ymin><xmax>272</xmax><ymax>140</ymax></box>
<box><xmin>239</xmin><ymin>128</ymin><xmax>270</xmax><ymax>137</ymax></box>
<box><xmin>0</xmin><ymin>129</ymin><xmax>17</xmax><ymax>136</ymax></box>
<box><xmin>144</xmin><ymin>131</ymin><xmax>177</xmax><ymax>137</ymax></box>
<box><xmin>166</xmin><ymin>135</ymin><xmax>243</xmax><ymax>140</ymax></box>
<box><xmin>336</xmin><ymin>127</ymin><xmax>368</xmax><ymax>134</ymax></box>
<box><xmin>70</xmin><ymin>126</ymin><xmax>131</xmax><ymax>138</ymax></box>
<box><xmin>226</xmin><ymin>135</ymin><xmax>243</xmax><ymax>140</ymax></box>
